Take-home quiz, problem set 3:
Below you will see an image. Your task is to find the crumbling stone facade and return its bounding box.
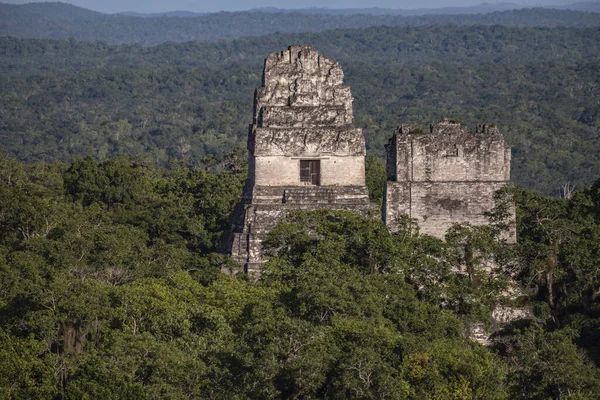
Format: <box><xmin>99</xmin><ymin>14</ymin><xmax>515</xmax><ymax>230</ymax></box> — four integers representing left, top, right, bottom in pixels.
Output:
<box><xmin>384</xmin><ymin>120</ymin><xmax>523</xmax><ymax>344</ymax></box>
<box><xmin>383</xmin><ymin>119</ymin><xmax>515</xmax><ymax>241</ymax></box>
<box><xmin>223</xmin><ymin>45</ymin><xmax>376</xmax><ymax>274</ymax></box>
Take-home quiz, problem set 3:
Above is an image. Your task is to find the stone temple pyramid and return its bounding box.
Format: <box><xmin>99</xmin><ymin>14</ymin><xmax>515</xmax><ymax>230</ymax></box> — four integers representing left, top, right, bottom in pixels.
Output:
<box><xmin>222</xmin><ymin>45</ymin><xmax>376</xmax><ymax>274</ymax></box>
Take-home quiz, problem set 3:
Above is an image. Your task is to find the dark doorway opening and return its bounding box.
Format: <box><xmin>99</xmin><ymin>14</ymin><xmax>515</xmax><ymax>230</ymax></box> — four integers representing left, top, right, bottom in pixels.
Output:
<box><xmin>300</xmin><ymin>160</ymin><xmax>321</xmax><ymax>185</ymax></box>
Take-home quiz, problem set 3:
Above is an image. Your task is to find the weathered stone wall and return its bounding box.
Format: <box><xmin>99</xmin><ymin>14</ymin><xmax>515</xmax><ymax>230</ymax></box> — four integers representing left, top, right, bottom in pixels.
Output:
<box><xmin>391</xmin><ymin>122</ymin><xmax>510</xmax><ymax>183</ymax></box>
<box><xmin>252</xmin><ymin>127</ymin><xmax>365</xmax><ymax>157</ymax></box>
<box><xmin>383</xmin><ymin>181</ymin><xmax>411</xmax><ymax>228</ymax></box>
<box><xmin>385</xmin><ymin>181</ymin><xmax>514</xmax><ymax>239</ymax></box>
<box><xmin>384</xmin><ymin>119</ymin><xmax>514</xmax><ymax>240</ymax></box>
<box><xmin>254</xmin><ymin>155</ymin><xmax>365</xmax><ymax>186</ymax></box>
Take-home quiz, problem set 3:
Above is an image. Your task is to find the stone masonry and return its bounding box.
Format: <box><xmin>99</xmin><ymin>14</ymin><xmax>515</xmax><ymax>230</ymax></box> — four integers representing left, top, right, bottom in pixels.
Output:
<box><xmin>222</xmin><ymin>45</ymin><xmax>376</xmax><ymax>274</ymax></box>
<box><xmin>384</xmin><ymin>120</ymin><xmax>523</xmax><ymax>344</ymax></box>
<box><xmin>383</xmin><ymin>119</ymin><xmax>515</xmax><ymax>241</ymax></box>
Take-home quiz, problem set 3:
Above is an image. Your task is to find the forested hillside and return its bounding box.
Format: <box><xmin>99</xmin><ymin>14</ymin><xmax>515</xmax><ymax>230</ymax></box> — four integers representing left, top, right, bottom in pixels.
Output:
<box><xmin>2</xmin><ymin>25</ymin><xmax>599</xmax><ymax>193</ymax></box>
<box><xmin>1</xmin><ymin>2</ymin><xmax>600</xmax><ymax>45</ymax></box>
<box><xmin>1</xmin><ymin>154</ymin><xmax>600</xmax><ymax>398</ymax></box>
<box><xmin>119</xmin><ymin>2</ymin><xmax>600</xmax><ymax>17</ymax></box>
<box><xmin>1</xmin><ymin>4</ymin><xmax>600</xmax><ymax>397</ymax></box>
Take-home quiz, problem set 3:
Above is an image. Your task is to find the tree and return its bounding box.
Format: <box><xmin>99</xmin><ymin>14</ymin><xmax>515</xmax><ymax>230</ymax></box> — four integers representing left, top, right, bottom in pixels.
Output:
<box><xmin>365</xmin><ymin>155</ymin><xmax>386</xmax><ymax>205</ymax></box>
<box><xmin>492</xmin><ymin>323</ymin><xmax>600</xmax><ymax>399</ymax></box>
<box><xmin>515</xmin><ymin>188</ymin><xmax>579</xmax><ymax>325</ymax></box>
<box><xmin>263</xmin><ymin>209</ymin><xmax>397</xmax><ymax>275</ymax></box>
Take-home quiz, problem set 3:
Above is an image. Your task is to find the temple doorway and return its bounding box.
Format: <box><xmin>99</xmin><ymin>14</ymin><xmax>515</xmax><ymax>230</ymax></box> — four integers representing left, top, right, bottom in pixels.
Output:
<box><xmin>300</xmin><ymin>160</ymin><xmax>320</xmax><ymax>185</ymax></box>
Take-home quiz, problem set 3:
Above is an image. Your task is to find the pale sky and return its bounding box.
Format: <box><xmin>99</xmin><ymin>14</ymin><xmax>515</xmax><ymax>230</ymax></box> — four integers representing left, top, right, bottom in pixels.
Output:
<box><xmin>2</xmin><ymin>0</ymin><xmax>581</xmax><ymax>13</ymax></box>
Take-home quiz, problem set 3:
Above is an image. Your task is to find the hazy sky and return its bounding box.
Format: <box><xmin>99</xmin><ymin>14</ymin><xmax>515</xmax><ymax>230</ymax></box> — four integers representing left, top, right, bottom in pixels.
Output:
<box><xmin>3</xmin><ymin>0</ymin><xmax>582</xmax><ymax>13</ymax></box>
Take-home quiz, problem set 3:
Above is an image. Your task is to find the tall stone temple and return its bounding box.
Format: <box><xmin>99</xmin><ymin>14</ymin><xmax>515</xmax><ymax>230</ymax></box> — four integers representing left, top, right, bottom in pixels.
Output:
<box><xmin>223</xmin><ymin>45</ymin><xmax>376</xmax><ymax>274</ymax></box>
<box><xmin>383</xmin><ymin>120</ymin><xmax>514</xmax><ymax>241</ymax></box>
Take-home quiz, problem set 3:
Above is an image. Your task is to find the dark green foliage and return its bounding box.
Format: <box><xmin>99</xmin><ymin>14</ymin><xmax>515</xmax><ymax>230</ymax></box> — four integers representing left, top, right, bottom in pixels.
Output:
<box><xmin>492</xmin><ymin>323</ymin><xmax>600</xmax><ymax>399</ymax></box>
<box><xmin>1</xmin><ymin>155</ymin><xmax>600</xmax><ymax>397</ymax></box>
<box><xmin>2</xmin><ymin>24</ymin><xmax>599</xmax><ymax>193</ymax></box>
<box><xmin>501</xmin><ymin>180</ymin><xmax>600</xmax><ymax>374</ymax></box>
<box><xmin>259</xmin><ymin>210</ymin><xmax>508</xmax><ymax>399</ymax></box>
<box><xmin>365</xmin><ymin>155</ymin><xmax>386</xmax><ymax>205</ymax></box>
<box><xmin>512</xmin><ymin>185</ymin><xmax>600</xmax><ymax>324</ymax></box>
<box><xmin>263</xmin><ymin>210</ymin><xmax>396</xmax><ymax>275</ymax></box>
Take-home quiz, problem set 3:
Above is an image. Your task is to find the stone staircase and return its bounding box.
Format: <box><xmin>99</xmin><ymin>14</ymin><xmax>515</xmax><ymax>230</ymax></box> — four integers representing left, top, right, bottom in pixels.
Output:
<box><xmin>225</xmin><ymin>186</ymin><xmax>377</xmax><ymax>275</ymax></box>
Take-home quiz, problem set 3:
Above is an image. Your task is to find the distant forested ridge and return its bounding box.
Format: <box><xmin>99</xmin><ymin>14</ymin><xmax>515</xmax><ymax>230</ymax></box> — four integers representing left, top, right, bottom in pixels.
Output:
<box><xmin>252</xmin><ymin>2</ymin><xmax>600</xmax><ymax>15</ymax></box>
<box><xmin>1</xmin><ymin>24</ymin><xmax>599</xmax><ymax>194</ymax></box>
<box><xmin>1</xmin><ymin>2</ymin><xmax>600</xmax><ymax>45</ymax></box>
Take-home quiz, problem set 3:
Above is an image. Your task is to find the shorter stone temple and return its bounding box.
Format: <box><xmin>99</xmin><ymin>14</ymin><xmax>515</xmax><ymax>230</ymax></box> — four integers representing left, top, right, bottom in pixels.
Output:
<box><xmin>223</xmin><ymin>45</ymin><xmax>376</xmax><ymax>274</ymax></box>
<box><xmin>383</xmin><ymin>119</ymin><xmax>514</xmax><ymax>240</ymax></box>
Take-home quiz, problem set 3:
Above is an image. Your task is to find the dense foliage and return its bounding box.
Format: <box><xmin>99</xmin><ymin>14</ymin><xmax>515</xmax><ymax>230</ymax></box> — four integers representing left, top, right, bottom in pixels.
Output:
<box><xmin>1</xmin><ymin>3</ymin><xmax>599</xmax><ymax>397</ymax></box>
<box><xmin>1</xmin><ymin>154</ymin><xmax>599</xmax><ymax>398</ymax></box>
<box><xmin>1</xmin><ymin>3</ymin><xmax>600</xmax><ymax>45</ymax></box>
<box><xmin>1</xmin><ymin>24</ymin><xmax>599</xmax><ymax>193</ymax></box>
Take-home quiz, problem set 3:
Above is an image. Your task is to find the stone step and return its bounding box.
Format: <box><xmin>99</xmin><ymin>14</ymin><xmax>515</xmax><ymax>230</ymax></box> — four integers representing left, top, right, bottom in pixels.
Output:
<box><xmin>251</xmin><ymin>185</ymin><xmax>371</xmax><ymax>204</ymax></box>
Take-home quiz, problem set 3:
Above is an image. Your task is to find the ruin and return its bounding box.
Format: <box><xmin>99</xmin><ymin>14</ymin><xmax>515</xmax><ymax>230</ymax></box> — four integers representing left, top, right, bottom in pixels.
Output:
<box><xmin>383</xmin><ymin>119</ymin><xmax>515</xmax><ymax>241</ymax></box>
<box><xmin>223</xmin><ymin>45</ymin><xmax>516</xmax><ymax>274</ymax></box>
<box><xmin>384</xmin><ymin>120</ymin><xmax>521</xmax><ymax>344</ymax></box>
<box><xmin>222</xmin><ymin>45</ymin><xmax>376</xmax><ymax>274</ymax></box>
